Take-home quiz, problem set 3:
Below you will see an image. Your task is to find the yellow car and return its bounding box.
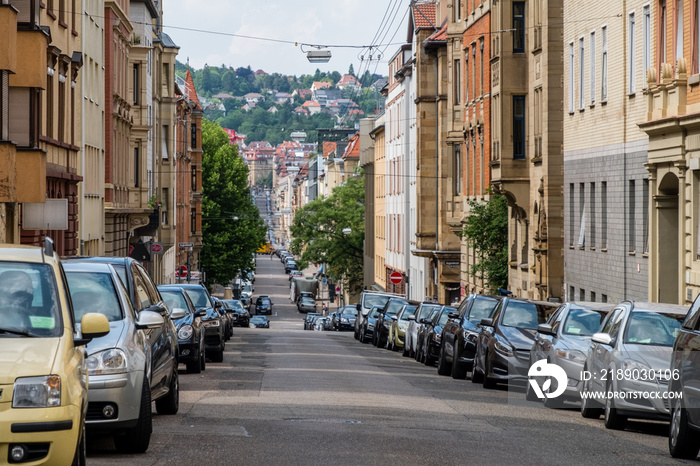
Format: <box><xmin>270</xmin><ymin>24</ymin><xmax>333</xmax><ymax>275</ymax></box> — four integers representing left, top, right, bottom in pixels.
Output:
<box><xmin>0</xmin><ymin>240</ymin><xmax>109</xmax><ymax>465</ymax></box>
<box><xmin>387</xmin><ymin>303</ymin><xmax>419</xmax><ymax>351</ymax></box>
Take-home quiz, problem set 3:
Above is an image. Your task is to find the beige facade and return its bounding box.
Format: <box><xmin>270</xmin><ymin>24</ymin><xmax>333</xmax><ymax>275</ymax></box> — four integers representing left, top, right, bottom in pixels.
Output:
<box><xmin>360</xmin><ymin>118</ymin><xmax>376</xmax><ymax>289</ymax></box>
<box><xmin>489</xmin><ymin>0</ymin><xmax>564</xmax><ymax>300</ymax></box>
<box><xmin>372</xmin><ymin>118</ymin><xmax>387</xmax><ymax>291</ymax></box>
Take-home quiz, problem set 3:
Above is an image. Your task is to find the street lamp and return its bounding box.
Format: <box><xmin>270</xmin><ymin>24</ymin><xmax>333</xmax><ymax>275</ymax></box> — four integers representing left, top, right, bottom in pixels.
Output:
<box><xmin>304</xmin><ymin>45</ymin><xmax>332</xmax><ymax>63</ymax></box>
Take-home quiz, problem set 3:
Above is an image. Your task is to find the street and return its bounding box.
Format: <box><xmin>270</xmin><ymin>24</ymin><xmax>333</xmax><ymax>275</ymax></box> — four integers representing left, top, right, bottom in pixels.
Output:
<box><xmin>85</xmin><ymin>254</ymin><xmax>682</xmax><ymax>465</ymax></box>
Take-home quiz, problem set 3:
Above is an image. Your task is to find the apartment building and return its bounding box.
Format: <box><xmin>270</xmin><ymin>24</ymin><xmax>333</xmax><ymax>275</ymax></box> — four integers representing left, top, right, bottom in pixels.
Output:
<box><xmin>489</xmin><ymin>0</ymin><xmax>564</xmax><ymax>300</ymax></box>
<box><xmin>371</xmin><ymin>116</ymin><xmax>387</xmax><ymax>291</ymax></box>
<box><xmin>564</xmin><ymin>0</ymin><xmax>650</xmax><ymax>304</ymax></box>
<box><xmin>359</xmin><ymin>118</ymin><xmax>377</xmax><ymax>289</ymax></box>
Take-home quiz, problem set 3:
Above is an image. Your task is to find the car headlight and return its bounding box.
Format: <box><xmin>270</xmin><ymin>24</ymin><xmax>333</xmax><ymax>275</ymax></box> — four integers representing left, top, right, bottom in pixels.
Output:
<box><xmin>341</xmin><ymin>318</ymin><xmax>349</xmax><ymax>323</ymax></box>
<box><xmin>203</xmin><ymin>320</ymin><xmax>220</xmax><ymax>327</ymax></box>
<box><xmin>87</xmin><ymin>349</ymin><xmax>128</xmax><ymax>376</ymax></box>
<box><xmin>398</xmin><ymin>322</ymin><xmax>409</xmax><ymax>332</ymax></box>
<box><xmin>178</xmin><ymin>324</ymin><xmax>194</xmax><ymax>340</ymax></box>
<box><xmin>556</xmin><ymin>349</ymin><xmax>586</xmax><ymax>364</ymax></box>
<box><xmin>13</xmin><ymin>376</ymin><xmax>61</xmax><ymax>408</ymax></box>
<box><xmin>433</xmin><ymin>332</ymin><xmax>442</xmax><ymax>342</ymax></box>
<box><xmin>623</xmin><ymin>359</ymin><xmax>652</xmax><ymax>374</ymax></box>
<box><xmin>494</xmin><ymin>341</ymin><xmax>513</xmax><ymax>356</ymax></box>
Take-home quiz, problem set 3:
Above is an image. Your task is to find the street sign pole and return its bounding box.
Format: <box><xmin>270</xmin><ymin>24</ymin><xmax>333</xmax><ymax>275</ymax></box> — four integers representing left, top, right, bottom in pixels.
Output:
<box><xmin>186</xmin><ymin>250</ymin><xmax>191</xmax><ymax>283</ymax></box>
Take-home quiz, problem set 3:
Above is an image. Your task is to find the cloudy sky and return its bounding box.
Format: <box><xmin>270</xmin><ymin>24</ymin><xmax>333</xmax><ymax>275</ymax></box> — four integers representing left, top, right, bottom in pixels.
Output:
<box><xmin>163</xmin><ymin>0</ymin><xmax>411</xmax><ymax>76</ymax></box>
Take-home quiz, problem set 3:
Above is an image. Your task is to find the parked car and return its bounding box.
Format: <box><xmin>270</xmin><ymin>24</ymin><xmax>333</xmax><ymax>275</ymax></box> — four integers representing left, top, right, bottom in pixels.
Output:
<box><xmin>255</xmin><ymin>295</ymin><xmax>273</xmax><ymax>315</ymax></box>
<box><xmin>158</xmin><ymin>284</ymin><xmax>225</xmax><ymax>363</ymax></box>
<box><xmin>580</xmin><ymin>301</ymin><xmax>687</xmax><ymax>430</ymax></box>
<box><xmin>250</xmin><ymin>315</ymin><xmax>270</xmax><ymax>328</ymax></box>
<box><xmin>388</xmin><ymin>303</ymin><xmax>419</xmax><ymax>351</ymax></box>
<box><xmin>405</xmin><ymin>302</ymin><xmax>443</xmax><ymax>358</ymax></box>
<box><xmin>222</xmin><ymin>299</ymin><xmax>250</xmax><ymax>327</ymax></box>
<box><xmin>289</xmin><ymin>270</ymin><xmax>303</xmax><ymax>282</ymax></box>
<box><xmin>285</xmin><ymin>261</ymin><xmax>298</xmax><ymax>274</ymax></box>
<box><xmin>310</xmin><ymin>315</ymin><xmax>326</xmax><ymax>330</ymax></box>
<box><xmin>669</xmin><ymin>293</ymin><xmax>700</xmax><ymax>458</ymax></box>
<box><xmin>360</xmin><ymin>306</ymin><xmax>384</xmax><ymax>344</ymax></box>
<box><xmin>64</xmin><ymin>256</ymin><xmax>180</xmax><ymax>419</ymax></box>
<box><xmin>354</xmin><ymin>291</ymin><xmax>405</xmax><ymax>340</ymax></box>
<box><xmin>437</xmin><ymin>294</ymin><xmax>501</xmax><ymax>378</ymax></box>
<box><xmin>419</xmin><ymin>305</ymin><xmax>457</xmax><ymax>366</ymax></box>
<box><xmin>159</xmin><ymin>286</ymin><xmax>207</xmax><ymax>373</ymax></box>
<box><xmin>315</xmin><ymin>317</ymin><xmax>330</xmax><ymax>331</ymax></box>
<box><xmin>527</xmin><ymin>301</ymin><xmax>613</xmax><ymax>405</ymax></box>
<box><xmin>0</xmin><ymin>241</ymin><xmax>110</xmax><ymax>464</ymax></box>
<box><xmin>304</xmin><ymin>312</ymin><xmax>321</xmax><ymax>330</ymax></box>
<box><xmin>298</xmin><ymin>296</ymin><xmax>318</xmax><ymax>313</ymax></box>
<box><xmin>65</xmin><ymin>262</ymin><xmax>182</xmax><ymax>453</ymax></box>
<box><xmin>296</xmin><ymin>291</ymin><xmax>315</xmax><ymax>305</ymax></box>
<box><xmin>212</xmin><ymin>296</ymin><xmax>234</xmax><ymax>340</ymax></box>
<box><xmin>374</xmin><ymin>298</ymin><xmax>410</xmax><ymax>347</ymax></box>
<box><xmin>472</xmin><ymin>297</ymin><xmax>559</xmax><ymax>389</ymax></box>
<box><xmin>413</xmin><ymin>304</ymin><xmax>443</xmax><ymax>361</ymax></box>
<box><xmin>336</xmin><ymin>305</ymin><xmax>359</xmax><ymax>331</ymax></box>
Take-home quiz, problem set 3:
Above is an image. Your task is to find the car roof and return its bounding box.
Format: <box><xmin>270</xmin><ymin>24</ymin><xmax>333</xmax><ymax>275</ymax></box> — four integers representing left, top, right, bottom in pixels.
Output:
<box><xmin>64</xmin><ymin>256</ymin><xmax>131</xmax><ymax>266</ymax></box>
<box><xmin>0</xmin><ymin>244</ymin><xmax>48</xmax><ymax>263</ymax></box>
<box><xmin>159</xmin><ymin>284</ymin><xmax>206</xmax><ymax>290</ymax></box>
<box><xmin>63</xmin><ymin>261</ymin><xmax>115</xmax><ymax>273</ymax></box>
<box><xmin>566</xmin><ymin>301</ymin><xmax>616</xmax><ymax>312</ymax></box>
<box><xmin>627</xmin><ymin>301</ymin><xmax>689</xmax><ymax>314</ymax></box>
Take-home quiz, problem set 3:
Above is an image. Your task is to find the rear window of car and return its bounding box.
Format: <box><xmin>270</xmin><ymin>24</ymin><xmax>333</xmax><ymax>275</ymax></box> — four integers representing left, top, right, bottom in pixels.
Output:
<box><xmin>301</xmin><ymin>297</ymin><xmax>315</xmax><ymax>304</ymax></box>
<box><xmin>223</xmin><ymin>299</ymin><xmax>244</xmax><ymax>309</ymax></box>
<box><xmin>343</xmin><ymin>307</ymin><xmax>358</xmax><ymax>316</ymax></box>
<box><xmin>562</xmin><ymin>308</ymin><xmax>607</xmax><ymax>336</ymax></box>
<box><xmin>363</xmin><ymin>294</ymin><xmax>392</xmax><ymax>309</ymax></box>
<box><xmin>418</xmin><ymin>304</ymin><xmax>440</xmax><ymax>321</ymax></box>
<box><xmin>66</xmin><ymin>271</ymin><xmax>124</xmax><ymax>322</ymax></box>
<box><xmin>0</xmin><ymin>261</ymin><xmax>61</xmax><ymax>337</ymax></box>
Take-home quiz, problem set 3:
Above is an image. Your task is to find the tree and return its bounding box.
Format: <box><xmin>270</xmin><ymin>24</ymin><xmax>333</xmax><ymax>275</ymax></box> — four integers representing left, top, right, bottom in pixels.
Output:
<box><xmin>462</xmin><ymin>193</ymin><xmax>509</xmax><ymax>292</ymax></box>
<box><xmin>289</xmin><ymin>174</ymin><xmax>365</xmax><ymax>294</ymax></box>
<box><xmin>200</xmin><ymin>120</ymin><xmax>267</xmax><ymax>286</ymax></box>
<box><xmin>348</xmin><ymin>64</ymin><xmax>355</xmax><ymax>77</ymax></box>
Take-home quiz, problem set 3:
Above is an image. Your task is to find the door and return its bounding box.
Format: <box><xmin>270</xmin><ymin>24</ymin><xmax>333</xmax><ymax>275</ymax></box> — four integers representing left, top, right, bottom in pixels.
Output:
<box><xmin>657</xmin><ymin>173</ymin><xmax>679</xmax><ymax>303</ymax></box>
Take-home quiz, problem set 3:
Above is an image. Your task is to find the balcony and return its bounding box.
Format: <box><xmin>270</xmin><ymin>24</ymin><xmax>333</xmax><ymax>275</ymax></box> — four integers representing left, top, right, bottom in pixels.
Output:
<box><xmin>8</xmin><ymin>28</ymin><xmax>48</xmax><ymax>89</ymax></box>
<box><xmin>0</xmin><ymin>143</ymin><xmax>46</xmax><ymax>203</ymax></box>
<box><xmin>0</xmin><ymin>5</ymin><xmax>17</xmax><ymax>72</ymax></box>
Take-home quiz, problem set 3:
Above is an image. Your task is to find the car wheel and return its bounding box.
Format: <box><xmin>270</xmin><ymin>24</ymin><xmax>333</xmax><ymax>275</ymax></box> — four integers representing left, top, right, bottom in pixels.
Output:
<box><xmin>451</xmin><ymin>345</ymin><xmax>467</xmax><ymax>379</ymax></box>
<box><xmin>669</xmin><ymin>401</ymin><xmax>700</xmax><ymax>459</ymax></box>
<box><xmin>200</xmin><ymin>348</ymin><xmax>206</xmax><ymax>371</ymax></box>
<box><xmin>471</xmin><ymin>345</ymin><xmax>485</xmax><ymax>383</ymax></box>
<box><xmin>114</xmin><ymin>376</ymin><xmax>152</xmax><ymax>453</ymax></box>
<box><xmin>71</xmin><ymin>423</ymin><xmax>86</xmax><ymax>466</ymax></box>
<box><xmin>155</xmin><ymin>367</ymin><xmax>179</xmax><ymax>415</ymax></box>
<box><xmin>211</xmin><ymin>342</ymin><xmax>224</xmax><ymax>363</ymax></box>
<box><xmin>603</xmin><ymin>380</ymin><xmax>627</xmax><ymax>430</ymax></box>
<box><xmin>424</xmin><ymin>344</ymin><xmax>435</xmax><ymax>366</ymax></box>
<box><xmin>580</xmin><ymin>376</ymin><xmax>602</xmax><ymax>418</ymax></box>
<box><xmin>437</xmin><ymin>345</ymin><xmax>451</xmax><ymax>376</ymax></box>
<box><xmin>402</xmin><ymin>340</ymin><xmax>410</xmax><ymax>357</ymax></box>
<box><xmin>481</xmin><ymin>350</ymin><xmax>497</xmax><ymax>389</ymax></box>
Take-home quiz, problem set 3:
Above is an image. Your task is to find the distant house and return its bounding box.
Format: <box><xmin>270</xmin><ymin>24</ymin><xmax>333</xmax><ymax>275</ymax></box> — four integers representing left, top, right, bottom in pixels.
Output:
<box><xmin>337</xmin><ymin>74</ymin><xmax>361</xmax><ymax>91</ymax></box>
<box><xmin>254</xmin><ymin>69</ymin><xmax>268</xmax><ymax>77</ymax></box>
<box><xmin>244</xmin><ymin>92</ymin><xmax>263</xmax><ymax>104</ymax></box>
<box><xmin>292</xmin><ymin>89</ymin><xmax>312</xmax><ymax>99</ymax></box>
<box><xmin>294</xmin><ymin>106</ymin><xmax>309</xmax><ymax>116</ymax></box>
<box><xmin>310</xmin><ymin>81</ymin><xmax>332</xmax><ymax>91</ymax></box>
<box><xmin>275</xmin><ymin>92</ymin><xmax>293</xmax><ymax>104</ymax></box>
<box><xmin>241</xmin><ymin>103</ymin><xmax>255</xmax><ymax>111</ymax></box>
<box><xmin>223</xmin><ymin>128</ymin><xmax>247</xmax><ymax>146</ymax></box>
<box><xmin>214</xmin><ymin>92</ymin><xmax>234</xmax><ymax>100</ymax></box>
<box><xmin>268</xmin><ymin>106</ymin><xmax>278</xmax><ymax>114</ymax></box>
<box><xmin>312</xmin><ymin>89</ymin><xmax>341</xmax><ymax>107</ymax></box>
<box><xmin>302</xmin><ymin>100</ymin><xmax>321</xmax><ymax>115</ymax></box>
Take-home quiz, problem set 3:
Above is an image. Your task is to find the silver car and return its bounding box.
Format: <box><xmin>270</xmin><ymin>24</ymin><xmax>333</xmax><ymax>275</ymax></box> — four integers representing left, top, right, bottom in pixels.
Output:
<box><xmin>580</xmin><ymin>301</ymin><xmax>688</xmax><ymax>430</ymax></box>
<box><xmin>405</xmin><ymin>303</ymin><xmax>442</xmax><ymax>358</ymax></box>
<box><xmin>64</xmin><ymin>262</ymin><xmax>184</xmax><ymax>453</ymax></box>
<box><xmin>529</xmin><ymin>301</ymin><xmax>613</xmax><ymax>406</ymax></box>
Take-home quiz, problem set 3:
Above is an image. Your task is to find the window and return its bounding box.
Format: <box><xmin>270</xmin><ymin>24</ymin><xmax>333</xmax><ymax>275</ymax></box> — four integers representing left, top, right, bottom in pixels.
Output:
<box><xmin>191</xmin><ymin>208</ymin><xmax>197</xmax><ymax>232</ymax></box>
<box><xmin>513</xmin><ymin>95</ymin><xmax>525</xmax><ymax>159</ymax></box>
<box><xmin>465</xmin><ymin>51</ymin><xmax>469</xmax><ymax>102</ymax></box>
<box><xmin>643</xmin><ymin>178</ymin><xmax>649</xmax><ymax>253</ymax></box>
<box><xmin>629</xmin><ymin>180</ymin><xmax>636</xmax><ymax>252</ymax></box>
<box><xmin>454</xmin><ymin>0</ymin><xmax>462</xmax><ymax>22</ymax></box>
<box><xmin>591</xmin><ymin>291</ymin><xmax>597</xmax><ymax>303</ymax></box>
<box><xmin>46</xmin><ymin>71</ymin><xmax>54</xmax><ymax>139</ymax></box>
<box><xmin>570</xmin><ymin>184</ymin><xmax>575</xmax><ymax>247</ymax></box>
<box><xmin>578</xmin><ymin>183</ymin><xmax>586</xmax><ymax>248</ymax></box>
<box><xmin>191</xmin><ymin>166</ymin><xmax>197</xmax><ymax>191</ymax></box>
<box><xmin>465</xmin><ymin>135</ymin><xmax>470</xmax><ymax>194</ymax></box>
<box><xmin>513</xmin><ymin>2</ymin><xmax>525</xmax><ymax>52</ymax></box>
<box><xmin>134</xmin><ymin>148</ymin><xmax>139</xmax><ymax>188</ymax></box>
<box><xmin>661</xmin><ymin>1</ymin><xmax>668</xmax><ymax>64</ymax></box>
<box><xmin>602</xmin><ymin>293</ymin><xmax>608</xmax><ymax>303</ymax></box>
<box><xmin>133</xmin><ymin>64</ymin><xmax>139</xmax><ymax>105</ymax></box>
<box><xmin>644</xmin><ymin>5</ymin><xmax>652</xmax><ymax>82</ymax></box>
<box><xmin>677</xmin><ymin>0</ymin><xmax>685</xmax><ymax>60</ymax></box>
<box><xmin>579</xmin><ymin>37</ymin><xmax>585</xmax><ymax>109</ymax></box>
<box><xmin>570</xmin><ymin>286</ymin><xmax>575</xmax><ymax>301</ymax></box>
<box><xmin>0</xmin><ymin>71</ymin><xmax>7</xmax><ymax>140</ymax></box>
<box><xmin>629</xmin><ymin>12</ymin><xmax>636</xmax><ymax>93</ymax></box>
<box><xmin>569</xmin><ymin>42</ymin><xmax>575</xmax><ymax>112</ymax></box>
<box><xmin>602</xmin><ymin>26</ymin><xmax>608</xmax><ymax>101</ymax></box>
<box><xmin>590</xmin><ymin>31</ymin><xmax>596</xmax><ymax>104</ymax></box>
<box><xmin>480</xmin><ymin>131</ymin><xmax>485</xmax><ymax>194</ymax></box>
<box><xmin>480</xmin><ymin>40</ymin><xmax>484</xmax><ymax>96</ymax></box>
<box><xmin>472</xmin><ymin>46</ymin><xmax>477</xmax><ymax>98</ymax></box>
<box><xmin>590</xmin><ymin>182</ymin><xmax>596</xmax><ymax>248</ymax></box>
<box><xmin>602</xmin><ymin>182</ymin><xmax>608</xmax><ymax>249</ymax></box>
<box><xmin>454</xmin><ymin>60</ymin><xmax>461</xmax><ymax>105</ymax></box>
<box><xmin>58</xmin><ymin>70</ymin><xmax>65</xmax><ymax>142</ymax></box>
<box><xmin>453</xmin><ymin>144</ymin><xmax>462</xmax><ymax>196</ymax></box>
<box><xmin>191</xmin><ymin>123</ymin><xmax>197</xmax><ymax>149</ymax></box>
<box><xmin>162</xmin><ymin>125</ymin><xmax>169</xmax><ymax>159</ymax></box>
<box><xmin>580</xmin><ymin>289</ymin><xmax>586</xmax><ymax>301</ymax></box>
<box><xmin>162</xmin><ymin>187</ymin><xmax>169</xmax><ymax>225</ymax></box>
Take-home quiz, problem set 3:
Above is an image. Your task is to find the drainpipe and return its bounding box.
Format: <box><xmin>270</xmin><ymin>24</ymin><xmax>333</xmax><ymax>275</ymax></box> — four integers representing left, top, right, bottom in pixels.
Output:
<box><xmin>622</xmin><ymin>0</ymin><xmax>628</xmax><ymax>300</ymax></box>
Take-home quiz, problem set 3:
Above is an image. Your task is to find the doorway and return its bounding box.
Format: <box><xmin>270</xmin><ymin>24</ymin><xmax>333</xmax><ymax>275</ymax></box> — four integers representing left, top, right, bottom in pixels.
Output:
<box><xmin>657</xmin><ymin>173</ymin><xmax>679</xmax><ymax>304</ymax></box>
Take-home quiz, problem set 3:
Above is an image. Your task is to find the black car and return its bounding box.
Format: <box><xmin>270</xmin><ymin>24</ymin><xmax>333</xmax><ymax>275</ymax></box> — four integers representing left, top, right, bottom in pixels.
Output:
<box><xmin>158</xmin><ymin>286</ymin><xmax>207</xmax><ymax>373</ymax></box>
<box><xmin>360</xmin><ymin>306</ymin><xmax>383</xmax><ymax>343</ymax></box>
<box><xmin>222</xmin><ymin>299</ymin><xmax>250</xmax><ymax>327</ymax></box>
<box><xmin>255</xmin><ymin>296</ymin><xmax>273</xmax><ymax>315</ymax></box>
<box><xmin>336</xmin><ymin>305</ymin><xmax>359</xmax><ymax>331</ymax></box>
<box><xmin>159</xmin><ymin>284</ymin><xmax>226</xmax><ymax>363</ymax></box>
<box><xmin>250</xmin><ymin>315</ymin><xmax>270</xmax><ymax>328</ymax></box>
<box><xmin>374</xmin><ymin>297</ymin><xmax>410</xmax><ymax>347</ymax></box>
<box><xmin>304</xmin><ymin>312</ymin><xmax>321</xmax><ymax>330</ymax></box>
<box><xmin>212</xmin><ymin>296</ymin><xmax>234</xmax><ymax>340</ymax></box>
<box><xmin>414</xmin><ymin>306</ymin><xmax>443</xmax><ymax>363</ymax></box>
<box><xmin>419</xmin><ymin>305</ymin><xmax>456</xmax><ymax>366</ymax></box>
<box><xmin>65</xmin><ymin>256</ymin><xmax>180</xmax><ymax>413</ymax></box>
<box><xmin>284</xmin><ymin>261</ymin><xmax>298</xmax><ymax>274</ymax></box>
<box><xmin>472</xmin><ymin>297</ymin><xmax>559</xmax><ymax>389</ymax></box>
<box><xmin>438</xmin><ymin>294</ymin><xmax>501</xmax><ymax>378</ymax></box>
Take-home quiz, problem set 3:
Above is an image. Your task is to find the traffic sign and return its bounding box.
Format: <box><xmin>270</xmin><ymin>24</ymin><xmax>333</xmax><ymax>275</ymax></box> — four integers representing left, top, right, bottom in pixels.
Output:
<box><xmin>179</xmin><ymin>242</ymin><xmax>194</xmax><ymax>249</ymax></box>
<box><xmin>151</xmin><ymin>242</ymin><xmax>164</xmax><ymax>254</ymax></box>
<box><xmin>390</xmin><ymin>271</ymin><xmax>403</xmax><ymax>285</ymax></box>
<box><xmin>177</xmin><ymin>265</ymin><xmax>188</xmax><ymax>277</ymax></box>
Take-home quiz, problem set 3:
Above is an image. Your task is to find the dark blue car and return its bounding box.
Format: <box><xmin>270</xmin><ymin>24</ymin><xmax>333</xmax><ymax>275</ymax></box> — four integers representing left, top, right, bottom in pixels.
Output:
<box><xmin>158</xmin><ymin>286</ymin><xmax>207</xmax><ymax>373</ymax></box>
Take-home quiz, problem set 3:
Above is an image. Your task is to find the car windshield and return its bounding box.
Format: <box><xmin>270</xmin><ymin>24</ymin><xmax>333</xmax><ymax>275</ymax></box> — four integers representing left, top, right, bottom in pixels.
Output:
<box><xmin>562</xmin><ymin>308</ymin><xmax>607</xmax><ymax>336</ymax></box>
<box><xmin>385</xmin><ymin>300</ymin><xmax>406</xmax><ymax>316</ymax></box>
<box><xmin>368</xmin><ymin>308</ymin><xmax>381</xmax><ymax>318</ymax></box>
<box><xmin>0</xmin><ymin>261</ymin><xmax>61</xmax><ymax>337</ymax></box>
<box><xmin>242</xmin><ymin>284</ymin><xmax>252</xmax><ymax>293</ymax></box>
<box><xmin>251</xmin><ymin>316</ymin><xmax>266</xmax><ymax>322</ymax></box>
<box><xmin>501</xmin><ymin>301</ymin><xmax>549</xmax><ymax>330</ymax></box>
<box><xmin>159</xmin><ymin>290</ymin><xmax>191</xmax><ymax>314</ymax></box>
<box><xmin>342</xmin><ymin>307</ymin><xmax>358</xmax><ymax>316</ymax></box>
<box><xmin>223</xmin><ymin>300</ymin><xmax>244</xmax><ymax>309</ymax></box>
<box><xmin>185</xmin><ymin>287</ymin><xmax>213</xmax><ymax>309</ymax></box>
<box><xmin>363</xmin><ymin>294</ymin><xmax>392</xmax><ymax>310</ymax></box>
<box><xmin>301</xmin><ymin>297</ymin><xmax>314</xmax><ymax>304</ymax></box>
<box><xmin>468</xmin><ymin>298</ymin><xmax>499</xmax><ymax>324</ymax></box>
<box><xmin>258</xmin><ymin>298</ymin><xmax>271</xmax><ymax>305</ymax></box>
<box><xmin>66</xmin><ymin>271</ymin><xmax>124</xmax><ymax>323</ymax></box>
<box><xmin>438</xmin><ymin>307</ymin><xmax>455</xmax><ymax>326</ymax></box>
<box><xmin>399</xmin><ymin>305</ymin><xmax>417</xmax><ymax>321</ymax></box>
<box><xmin>623</xmin><ymin>311</ymin><xmax>684</xmax><ymax>346</ymax></box>
<box><xmin>418</xmin><ymin>304</ymin><xmax>440</xmax><ymax>321</ymax></box>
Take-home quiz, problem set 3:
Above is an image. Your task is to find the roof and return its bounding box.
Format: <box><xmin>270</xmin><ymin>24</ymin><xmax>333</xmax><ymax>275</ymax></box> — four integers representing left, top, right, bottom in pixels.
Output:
<box><xmin>322</xmin><ymin>141</ymin><xmax>337</xmax><ymax>157</ymax></box>
<box><xmin>338</xmin><ymin>74</ymin><xmax>360</xmax><ymax>86</ymax></box>
<box><xmin>184</xmin><ymin>70</ymin><xmax>202</xmax><ymax>110</ymax></box>
<box><xmin>425</xmin><ymin>19</ymin><xmax>447</xmax><ymax>42</ymax></box>
<box><xmin>413</xmin><ymin>1</ymin><xmax>436</xmax><ymax>29</ymax></box>
<box><xmin>302</xmin><ymin>100</ymin><xmax>320</xmax><ymax>107</ymax></box>
<box><xmin>342</xmin><ymin>133</ymin><xmax>360</xmax><ymax>159</ymax></box>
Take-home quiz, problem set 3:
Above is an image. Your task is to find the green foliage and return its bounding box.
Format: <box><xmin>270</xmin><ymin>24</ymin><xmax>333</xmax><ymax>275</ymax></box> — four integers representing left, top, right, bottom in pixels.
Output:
<box><xmin>200</xmin><ymin>120</ymin><xmax>267</xmax><ymax>286</ymax></box>
<box><xmin>462</xmin><ymin>194</ymin><xmax>509</xmax><ymax>292</ymax></box>
<box><xmin>256</xmin><ymin>171</ymin><xmax>273</xmax><ymax>188</ymax></box>
<box><xmin>290</xmin><ymin>174</ymin><xmax>365</xmax><ymax>294</ymax></box>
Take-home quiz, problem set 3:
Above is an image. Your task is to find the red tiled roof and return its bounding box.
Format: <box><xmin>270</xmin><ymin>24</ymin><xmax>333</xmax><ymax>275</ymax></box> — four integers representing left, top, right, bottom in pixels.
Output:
<box><xmin>342</xmin><ymin>133</ymin><xmax>360</xmax><ymax>159</ymax></box>
<box><xmin>302</xmin><ymin>100</ymin><xmax>320</xmax><ymax>107</ymax></box>
<box><xmin>184</xmin><ymin>70</ymin><xmax>202</xmax><ymax>111</ymax></box>
<box><xmin>413</xmin><ymin>1</ymin><xmax>436</xmax><ymax>29</ymax></box>
<box><xmin>426</xmin><ymin>19</ymin><xmax>447</xmax><ymax>41</ymax></box>
<box><xmin>322</xmin><ymin>141</ymin><xmax>337</xmax><ymax>158</ymax></box>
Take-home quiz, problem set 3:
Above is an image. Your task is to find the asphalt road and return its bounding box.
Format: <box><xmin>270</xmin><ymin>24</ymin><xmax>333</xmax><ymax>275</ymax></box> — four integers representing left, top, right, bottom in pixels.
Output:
<box><xmin>84</xmin><ymin>254</ymin><xmax>691</xmax><ymax>465</ymax></box>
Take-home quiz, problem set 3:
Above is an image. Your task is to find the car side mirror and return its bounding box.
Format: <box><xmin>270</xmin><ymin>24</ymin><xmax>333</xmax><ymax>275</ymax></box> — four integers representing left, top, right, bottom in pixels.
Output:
<box><xmin>75</xmin><ymin>313</ymin><xmax>110</xmax><ymax>346</ymax></box>
<box><xmin>143</xmin><ymin>303</ymin><xmax>167</xmax><ymax>315</ymax></box>
<box><xmin>448</xmin><ymin>312</ymin><xmax>459</xmax><ymax>319</ymax></box>
<box><xmin>194</xmin><ymin>310</ymin><xmax>207</xmax><ymax>318</ymax></box>
<box><xmin>591</xmin><ymin>332</ymin><xmax>614</xmax><ymax>346</ymax></box>
<box><xmin>537</xmin><ymin>323</ymin><xmax>554</xmax><ymax>336</ymax></box>
<box><xmin>135</xmin><ymin>310</ymin><xmax>165</xmax><ymax>330</ymax></box>
<box><xmin>480</xmin><ymin>318</ymin><xmax>494</xmax><ymax>327</ymax></box>
<box><xmin>170</xmin><ymin>308</ymin><xmax>186</xmax><ymax>320</ymax></box>
<box><xmin>407</xmin><ymin>315</ymin><xmax>416</xmax><ymax>321</ymax></box>
<box><xmin>391</xmin><ymin>315</ymin><xmax>398</xmax><ymax>321</ymax></box>
<box><xmin>214</xmin><ymin>301</ymin><xmax>223</xmax><ymax>309</ymax></box>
